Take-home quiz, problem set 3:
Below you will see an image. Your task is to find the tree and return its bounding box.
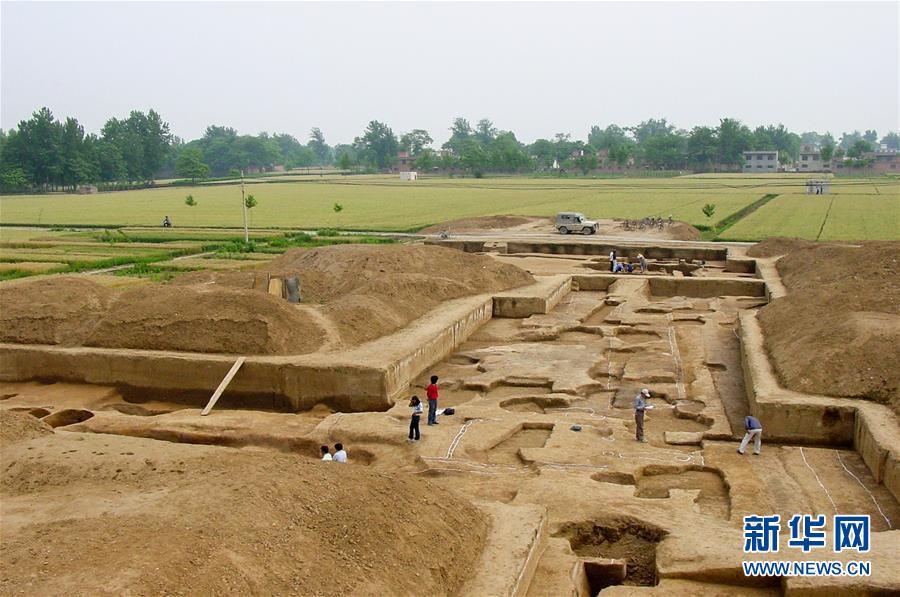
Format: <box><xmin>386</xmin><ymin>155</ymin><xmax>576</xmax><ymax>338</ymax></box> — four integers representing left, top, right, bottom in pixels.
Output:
<box><xmin>608</xmin><ymin>144</ymin><xmax>632</xmax><ymax>167</ymax></box>
<box><xmin>880</xmin><ymin>132</ymin><xmax>899</xmax><ymax>150</ymax></box>
<box><xmin>687</xmin><ymin>126</ymin><xmax>718</xmax><ymax>170</ymax></box>
<box><xmin>846</xmin><ymin>139</ymin><xmax>873</xmax><ymax>158</ymax></box>
<box><xmin>354</xmin><ymin>120</ymin><xmax>398</xmax><ymax>170</ymax></box>
<box><xmin>3</xmin><ymin>107</ymin><xmax>63</xmax><ymax>188</ymax></box>
<box><xmin>459</xmin><ymin>138</ymin><xmax>488</xmax><ymax>176</ymax></box>
<box><xmin>588</xmin><ymin>124</ymin><xmax>630</xmax><ymax>149</ymax></box>
<box><xmin>575</xmin><ymin>151</ymin><xmax>597</xmax><ymax>175</ymax></box>
<box><xmin>716</xmin><ymin>118</ymin><xmax>752</xmax><ymax>165</ymax></box>
<box><xmin>333</xmin><ymin>202</ymin><xmax>343</xmax><ymax>213</ymax></box>
<box><xmin>415</xmin><ymin>149</ymin><xmax>435</xmax><ymax>172</ymax></box>
<box><xmin>308</xmin><ymin>128</ymin><xmax>332</xmax><ymax>164</ymax></box>
<box><xmin>475</xmin><ymin>119</ymin><xmax>498</xmax><ymax>146</ymax></box>
<box><xmin>820</xmin><ymin>142</ymin><xmax>835</xmax><ymax>163</ymax></box>
<box><xmin>702</xmin><ymin>204</ymin><xmax>716</xmax><ymax>220</ymax></box>
<box><xmin>184</xmin><ymin>194</ymin><xmax>196</xmax><ymax>206</ymax></box>
<box><xmin>176</xmin><ymin>148</ymin><xmax>210</xmax><ymax>183</ymax></box>
<box><xmin>629</xmin><ymin>118</ymin><xmax>674</xmax><ymax>145</ymax></box>
<box><xmin>0</xmin><ymin>166</ymin><xmax>27</xmax><ymax>192</ymax></box>
<box><xmin>489</xmin><ymin>132</ymin><xmax>530</xmax><ymax>172</ymax></box>
<box><xmin>443</xmin><ymin>117</ymin><xmax>472</xmax><ymax>154</ymax></box>
<box><xmin>528</xmin><ymin>138</ymin><xmax>556</xmax><ymax>170</ymax></box>
<box><xmin>863</xmin><ymin>130</ymin><xmax>878</xmax><ymax>143</ymax></box>
<box><xmin>245</xmin><ymin>193</ymin><xmax>257</xmax><ymax>210</ymax></box>
<box><xmin>338</xmin><ymin>152</ymin><xmax>352</xmax><ymax>171</ymax></box>
<box><xmin>839</xmin><ymin>130</ymin><xmax>863</xmax><ymax>149</ymax></box>
<box><xmin>642</xmin><ymin>132</ymin><xmax>687</xmax><ymax>169</ymax></box>
<box><xmin>399</xmin><ymin>129</ymin><xmax>433</xmax><ymax>155</ymax></box>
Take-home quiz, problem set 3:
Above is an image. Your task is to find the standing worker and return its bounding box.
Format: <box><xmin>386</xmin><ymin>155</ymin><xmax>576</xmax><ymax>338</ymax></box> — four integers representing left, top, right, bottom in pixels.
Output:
<box><xmin>408</xmin><ymin>396</ymin><xmax>423</xmax><ymax>441</ymax></box>
<box><xmin>609</xmin><ymin>249</ymin><xmax>617</xmax><ymax>272</ymax></box>
<box><xmin>426</xmin><ymin>375</ymin><xmax>439</xmax><ymax>425</ymax></box>
<box><xmin>637</xmin><ymin>253</ymin><xmax>647</xmax><ymax>274</ymax></box>
<box><xmin>738</xmin><ymin>415</ymin><xmax>763</xmax><ymax>455</ymax></box>
<box><xmin>634</xmin><ymin>388</ymin><xmax>651</xmax><ymax>442</ymax></box>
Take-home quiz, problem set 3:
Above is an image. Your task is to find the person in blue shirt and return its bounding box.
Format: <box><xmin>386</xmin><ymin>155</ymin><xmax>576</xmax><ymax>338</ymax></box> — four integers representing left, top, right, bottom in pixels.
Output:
<box><xmin>634</xmin><ymin>388</ymin><xmax>651</xmax><ymax>442</ymax></box>
<box><xmin>738</xmin><ymin>415</ymin><xmax>763</xmax><ymax>455</ymax></box>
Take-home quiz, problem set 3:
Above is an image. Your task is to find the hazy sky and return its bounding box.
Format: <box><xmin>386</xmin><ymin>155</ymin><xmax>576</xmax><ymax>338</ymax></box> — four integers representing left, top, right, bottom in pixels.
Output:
<box><xmin>2</xmin><ymin>1</ymin><xmax>898</xmax><ymax>145</ymax></box>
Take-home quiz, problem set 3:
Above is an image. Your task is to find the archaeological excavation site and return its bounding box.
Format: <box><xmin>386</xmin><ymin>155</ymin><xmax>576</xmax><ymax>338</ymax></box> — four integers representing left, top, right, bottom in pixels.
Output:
<box><xmin>1</xmin><ymin>231</ymin><xmax>898</xmax><ymax>596</ymax></box>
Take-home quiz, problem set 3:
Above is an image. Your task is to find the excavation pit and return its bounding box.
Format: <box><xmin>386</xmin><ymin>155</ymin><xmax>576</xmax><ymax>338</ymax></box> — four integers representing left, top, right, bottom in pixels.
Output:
<box><xmin>555</xmin><ymin>518</ymin><xmax>666</xmax><ymax>587</ymax></box>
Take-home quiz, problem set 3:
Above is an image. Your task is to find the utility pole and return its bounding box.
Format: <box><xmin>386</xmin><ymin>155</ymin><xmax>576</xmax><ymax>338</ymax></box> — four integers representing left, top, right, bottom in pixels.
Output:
<box><xmin>240</xmin><ymin>169</ymin><xmax>249</xmax><ymax>243</ymax></box>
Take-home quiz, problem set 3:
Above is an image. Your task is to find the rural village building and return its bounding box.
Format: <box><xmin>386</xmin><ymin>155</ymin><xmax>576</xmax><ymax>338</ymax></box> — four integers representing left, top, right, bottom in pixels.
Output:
<box><xmin>741</xmin><ymin>150</ymin><xmax>778</xmax><ymax>173</ymax></box>
<box><xmin>798</xmin><ymin>144</ymin><xmax>828</xmax><ymax>172</ymax></box>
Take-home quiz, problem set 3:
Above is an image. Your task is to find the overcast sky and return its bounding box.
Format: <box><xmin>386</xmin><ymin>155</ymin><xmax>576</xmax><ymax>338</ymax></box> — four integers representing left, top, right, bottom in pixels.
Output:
<box><xmin>2</xmin><ymin>1</ymin><xmax>898</xmax><ymax>145</ymax></box>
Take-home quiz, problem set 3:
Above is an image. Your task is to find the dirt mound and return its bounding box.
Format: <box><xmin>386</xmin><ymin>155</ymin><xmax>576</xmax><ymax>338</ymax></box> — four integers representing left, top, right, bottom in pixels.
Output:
<box><xmin>759</xmin><ymin>242</ymin><xmax>900</xmax><ymax>411</ymax></box>
<box><xmin>0</xmin><ymin>409</ymin><xmax>53</xmax><ymax>444</ymax></box>
<box><xmin>747</xmin><ymin>237</ymin><xmax>820</xmax><ymax>258</ymax></box>
<box><xmin>419</xmin><ymin>215</ymin><xmax>547</xmax><ymax>233</ymax></box>
<box><xmin>0</xmin><ymin>432</ymin><xmax>488</xmax><ymax>596</ymax></box>
<box><xmin>2</xmin><ymin>245</ymin><xmax>532</xmax><ymax>354</ymax></box>
<box><xmin>668</xmin><ymin>221</ymin><xmax>702</xmax><ymax>241</ymax></box>
<box><xmin>0</xmin><ymin>277</ymin><xmax>113</xmax><ymax>345</ymax></box>
<box><xmin>83</xmin><ymin>283</ymin><xmax>324</xmax><ymax>355</ymax></box>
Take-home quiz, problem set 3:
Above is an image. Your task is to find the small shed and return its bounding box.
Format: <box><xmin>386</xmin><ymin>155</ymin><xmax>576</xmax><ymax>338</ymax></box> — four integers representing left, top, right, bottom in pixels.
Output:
<box><xmin>400</xmin><ymin>171</ymin><xmax>418</xmax><ymax>181</ymax></box>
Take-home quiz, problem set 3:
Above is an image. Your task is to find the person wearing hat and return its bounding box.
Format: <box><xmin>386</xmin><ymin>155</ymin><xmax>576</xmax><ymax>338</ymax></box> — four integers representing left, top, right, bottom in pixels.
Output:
<box><xmin>634</xmin><ymin>388</ymin><xmax>651</xmax><ymax>442</ymax></box>
<box><xmin>637</xmin><ymin>253</ymin><xmax>647</xmax><ymax>274</ymax></box>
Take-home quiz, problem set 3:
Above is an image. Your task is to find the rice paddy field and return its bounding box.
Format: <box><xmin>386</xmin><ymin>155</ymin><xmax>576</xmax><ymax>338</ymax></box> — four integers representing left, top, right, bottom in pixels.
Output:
<box><xmin>718</xmin><ymin>191</ymin><xmax>900</xmax><ymax>241</ymax></box>
<box><xmin>1</xmin><ymin>174</ymin><xmax>897</xmax><ymax>240</ymax></box>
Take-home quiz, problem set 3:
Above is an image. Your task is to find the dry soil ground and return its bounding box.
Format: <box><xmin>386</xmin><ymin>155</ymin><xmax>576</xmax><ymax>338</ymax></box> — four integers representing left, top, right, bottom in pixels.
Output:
<box><xmin>1</xmin><ymin>238</ymin><xmax>898</xmax><ymax>595</ymax></box>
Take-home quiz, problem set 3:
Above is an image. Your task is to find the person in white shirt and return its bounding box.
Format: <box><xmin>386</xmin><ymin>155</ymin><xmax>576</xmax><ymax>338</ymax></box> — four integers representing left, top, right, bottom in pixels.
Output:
<box><xmin>637</xmin><ymin>253</ymin><xmax>647</xmax><ymax>274</ymax></box>
<box><xmin>320</xmin><ymin>445</ymin><xmax>333</xmax><ymax>461</ymax></box>
<box><xmin>333</xmin><ymin>443</ymin><xmax>348</xmax><ymax>463</ymax></box>
<box><xmin>409</xmin><ymin>395</ymin><xmax>423</xmax><ymax>441</ymax></box>
<box><xmin>609</xmin><ymin>250</ymin><xmax>617</xmax><ymax>272</ymax></box>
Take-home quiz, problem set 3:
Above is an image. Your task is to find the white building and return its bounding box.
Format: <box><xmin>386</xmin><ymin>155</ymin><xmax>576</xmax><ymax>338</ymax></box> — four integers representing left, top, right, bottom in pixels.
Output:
<box><xmin>799</xmin><ymin>145</ymin><xmax>828</xmax><ymax>172</ymax></box>
<box><xmin>742</xmin><ymin>150</ymin><xmax>779</xmax><ymax>173</ymax></box>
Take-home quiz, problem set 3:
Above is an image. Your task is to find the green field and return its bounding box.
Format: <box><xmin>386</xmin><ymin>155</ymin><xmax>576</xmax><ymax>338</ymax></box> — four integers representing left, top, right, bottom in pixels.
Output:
<box><xmin>718</xmin><ymin>192</ymin><xmax>900</xmax><ymax>241</ymax></box>
<box><xmin>1</xmin><ymin>175</ymin><xmax>897</xmax><ymax>239</ymax></box>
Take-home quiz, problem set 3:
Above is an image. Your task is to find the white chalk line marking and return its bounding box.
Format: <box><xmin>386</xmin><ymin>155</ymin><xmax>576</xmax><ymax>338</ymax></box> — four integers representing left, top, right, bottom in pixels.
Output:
<box><xmin>666</xmin><ymin>313</ymin><xmax>686</xmax><ymax>401</ymax></box>
<box><xmin>835</xmin><ymin>450</ymin><xmax>892</xmax><ymax>529</ymax></box>
<box><xmin>511</xmin><ymin>519</ymin><xmax>544</xmax><ymax>597</ymax></box>
<box><xmin>606</xmin><ymin>336</ymin><xmax>614</xmax><ymax>391</ymax></box>
<box><xmin>446</xmin><ymin>418</ymin><xmax>480</xmax><ymax>459</ymax></box>
<box><xmin>799</xmin><ymin>447</ymin><xmax>838</xmax><ymax>513</ymax></box>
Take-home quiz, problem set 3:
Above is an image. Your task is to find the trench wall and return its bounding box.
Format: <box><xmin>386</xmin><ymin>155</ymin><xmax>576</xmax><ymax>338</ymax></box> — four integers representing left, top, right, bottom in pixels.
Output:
<box><xmin>739</xmin><ymin>309</ymin><xmax>900</xmax><ymax>504</ymax></box>
<box><xmin>428</xmin><ymin>239</ymin><xmax>727</xmax><ymax>261</ymax></box>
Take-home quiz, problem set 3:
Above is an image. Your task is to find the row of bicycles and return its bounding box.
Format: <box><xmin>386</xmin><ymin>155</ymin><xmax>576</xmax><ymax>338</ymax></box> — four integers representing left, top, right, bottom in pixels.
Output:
<box><xmin>621</xmin><ymin>216</ymin><xmax>673</xmax><ymax>231</ymax></box>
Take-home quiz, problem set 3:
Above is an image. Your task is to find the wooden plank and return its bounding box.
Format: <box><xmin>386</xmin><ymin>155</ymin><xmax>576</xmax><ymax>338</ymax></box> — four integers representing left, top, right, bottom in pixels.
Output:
<box><xmin>201</xmin><ymin>357</ymin><xmax>246</xmax><ymax>416</ymax></box>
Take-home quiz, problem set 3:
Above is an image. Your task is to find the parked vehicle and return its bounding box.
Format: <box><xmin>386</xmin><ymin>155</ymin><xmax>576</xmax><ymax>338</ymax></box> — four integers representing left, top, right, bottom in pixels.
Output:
<box><xmin>555</xmin><ymin>212</ymin><xmax>599</xmax><ymax>235</ymax></box>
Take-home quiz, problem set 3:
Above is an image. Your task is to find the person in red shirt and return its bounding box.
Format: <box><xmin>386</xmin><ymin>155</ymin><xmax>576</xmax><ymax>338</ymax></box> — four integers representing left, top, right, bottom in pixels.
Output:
<box><xmin>426</xmin><ymin>375</ymin><xmax>439</xmax><ymax>425</ymax></box>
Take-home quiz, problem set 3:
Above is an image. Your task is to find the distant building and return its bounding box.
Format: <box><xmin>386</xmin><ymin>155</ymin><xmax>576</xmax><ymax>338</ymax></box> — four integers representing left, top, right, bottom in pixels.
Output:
<box><xmin>867</xmin><ymin>150</ymin><xmax>900</xmax><ymax>174</ymax></box>
<box><xmin>397</xmin><ymin>151</ymin><xmax>413</xmax><ymax>173</ymax></box>
<box><xmin>400</xmin><ymin>171</ymin><xmax>418</xmax><ymax>181</ymax></box>
<box><xmin>799</xmin><ymin>144</ymin><xmax>828</xmax><ymax>172</ymax></box>
<box><xmin>742</xmin><ymin>150</ymin><xmax>778</xmax><ymax>173</ymax></box>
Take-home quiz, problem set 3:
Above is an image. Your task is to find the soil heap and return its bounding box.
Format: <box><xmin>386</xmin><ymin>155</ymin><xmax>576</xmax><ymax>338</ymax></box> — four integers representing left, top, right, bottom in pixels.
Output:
<box><xmin>0</xmin><ymin>277</ymin><xmax>323</xmax><ymax>355</ymax></box>
<box><xmin>1</xmin><ymin>244</ymin><xmax>533</xmax><ymax>354</ymax></box>
<box><xmin>0</xmin><ymin>428</ymin><xmax>488</xmax><ymax>596</ymax></box>
<box><xmin>0</xmin><ymin>277</ymin><xmax>114</xmax><ymax>345</ymax></box>
<box><xmin>747</xmin><ymin>237</ymin><xmax>821</xmax><ymax>258</ymax></box>
<box><xmin>0</xmin><ymin>409</ymin><xmax>53</xmax><ymax>444</ymax></box>
<box><xmin>182</xmin><ymin>244</ymin><xmax>535</xmax><ymax>347</ymax></box>
<box><xmin>82</xmin><ymin>283</ymin><xmax>324</xmax><ymax>355</ymax></box>
<box><xmin>758</xmin><ymin>241</ymin><xmax>900</xmax><ymax>412</ymax></box>
<box><xmin>419</xmin><ymin>215</ymin><xmax>543</xmax><ymax>233</ymax></box>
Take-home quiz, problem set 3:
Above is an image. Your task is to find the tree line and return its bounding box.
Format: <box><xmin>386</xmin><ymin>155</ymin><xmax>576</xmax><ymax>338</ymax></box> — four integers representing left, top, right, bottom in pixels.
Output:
<box><xmin>2</xmin><ymin>106</ymin><xmax>898</xmax><ymax>192</ymax></box>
